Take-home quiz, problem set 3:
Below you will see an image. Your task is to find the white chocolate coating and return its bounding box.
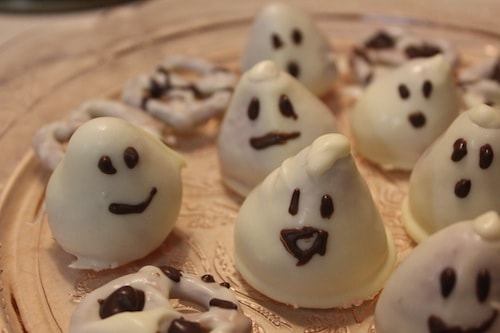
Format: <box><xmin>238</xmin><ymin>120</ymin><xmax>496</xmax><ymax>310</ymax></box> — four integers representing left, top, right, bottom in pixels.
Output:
<box><xmin>234</xmin><ymin>134</ymin><xmax>396</xmax><ymax>308</ymax></box>
<box><xmin>403</xmin><ymin>104</ymin><xmax>500</xmax><ymax>242</ymax></box>
<box><xmin>70</xmin><ymin>265</ymin><xmax>251</xmax><ymax>333</ymax></box>
<box><xmin>375</xmin><ymin>211</ymin><xmax>500</xmax><ymax>333</ymax></box>
<box><xmin>241</xmin><ymin>2</ymin><xmax>337</xmax><ymax>96</ymax></box>
<box><xmin>350</xmin><ymin>55</ymin><xmax>460</xmax><ymax>170</ymax></box>
<box><xmin>46</xmin><ymin>117</ymin><xmax>185</xmax><ymax>270</ymax></box>
<box><xmin>217</xmin><ymin>60</ymin><xmax>338</xmax><ymax>197</ymax></box>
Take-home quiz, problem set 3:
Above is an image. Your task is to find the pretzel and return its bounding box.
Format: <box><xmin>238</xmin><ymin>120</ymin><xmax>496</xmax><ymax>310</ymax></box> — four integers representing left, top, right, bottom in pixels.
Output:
<box><xmin>459</xmin><ymin>56</ymin><xmax>500</xmax><ymax>107</ymax></box>
<box><xmin>121</xmin><ymin>55</ymin><xmax>237</xmax><ymax>132</ymax></box>
<box><xmin>69</xmin><ymin>265</ymin><xmax>252</xmax><ymax>333</ymax></box>
<box><xmin>32</xmin><ymin>99</ymin><xmax>166</xmax><ymax>171</ymax></box>
<box><xmin>349</xmin><ymin>27</ymin><xmax>459</xmax><ymax>85</ymax></box>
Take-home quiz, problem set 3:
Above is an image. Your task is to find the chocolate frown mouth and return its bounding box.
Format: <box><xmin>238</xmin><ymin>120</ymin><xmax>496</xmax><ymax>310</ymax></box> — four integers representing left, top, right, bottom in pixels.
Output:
<box><xmin>108</xmin><ymin>187</ymin><xmax>157</xmax><ymax>215</ymax></box>
<box><xmin>249</xmin><ymin>131</ymin><xmax>301</xmax><ymax>150</ymax></box>
<box><xmin>428</xmin><ymin>310</ymin><xmax>498</xmax><ymax>333</ymax></box>
<box><xmin>280</xmin><ymin>226</ymin><xmax>328</xmax><ymax>266</ymax></box>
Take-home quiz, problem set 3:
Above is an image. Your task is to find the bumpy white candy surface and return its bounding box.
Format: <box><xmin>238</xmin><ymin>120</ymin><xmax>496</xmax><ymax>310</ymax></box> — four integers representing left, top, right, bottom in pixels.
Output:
<box><xmin>350</xmin><ymin>55</ymin><xmax>460</xmax><ymax>170</ymax></box>
<box><xmin>241</xmin><ymin>2</ymin><xmax>337</xmax><ymax>96</ymax></box>
<box><xmin>376</xmin><ymin>211</ymin><xmax>500</xmax><ymax>333</ymax></box>
<box><xmin>403</xmin><ymin>104</ymin><xmax>500</xmax><ymax>242</ymax></box>
<box><xmin>70</xmin><ymin>265</ymin><xmax>251</xmax><ymax>333</ymax></box>
<box><xmin>46</xmin><ymin>117</ymin><xmax>185</xmax><ymax>270</ymax></box>
<box><xmin>234</xmin><ymin>133</ymin><xmax>396</xmax><ymax>308</ymax></box>
<box><xmin>218</xmin><ymin>60</ymin><xmax>338</xmax><ymax>197</ymax></box>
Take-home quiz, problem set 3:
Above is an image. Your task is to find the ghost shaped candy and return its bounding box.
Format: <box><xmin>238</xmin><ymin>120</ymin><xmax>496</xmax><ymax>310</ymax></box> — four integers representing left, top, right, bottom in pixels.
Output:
<box><xmin>46</xmin><ymin>117</ymin><xmax>185</xmax><ymax>270</ymax></box>
<box><xmin>350</xmin><ymin>54</ymin><xmax>460</xmax><ymax>170</ymax></box>
<box><xmin>403</xmin><ymin>104</ymin><xmax>500</xmax><ymax>243</ymax></box>
<box><xmin>217</xmin><ymin>60</ymin><xmax>338</xmax><ymax>197</ymax></box>
<box><xmin>234</xmin><ymin>133</ymin><xmax>396</xmax><ymax>308</ymax></box>
<box><xmin>241</xmin><ymin>2</ymin><xmax>337</xmax><ymax>96</ymax></box>
<box><xmin>375</xmin><ymin>211</ymin><xmax>500</xmax><ymax>333</ymax></box>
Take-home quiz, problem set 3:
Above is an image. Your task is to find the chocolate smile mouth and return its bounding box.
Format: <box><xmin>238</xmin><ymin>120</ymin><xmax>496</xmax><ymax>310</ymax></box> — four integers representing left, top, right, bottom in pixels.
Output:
<box><xmin>408</xmin><ymin>111</ymin><xmax>427</xmax><ymax>128</ymax></box>
<box><xmin>280</xmin><ymin>226</ymin><xmax>328</xmax><ymax>266</ymax></box>
<box><xmin>108</xmin><ymin>187</ymin><xmax>157</xmax><ymax>215</ymax></box>
<box><xmin>428</xmin><ymin>310</ymin><xmax>498</xmax><ymax>333</ymax></box>
<box><xmin>249</xmin><ymin>131</ymin><xmax>301</xmax><ymax>150</ymax></box>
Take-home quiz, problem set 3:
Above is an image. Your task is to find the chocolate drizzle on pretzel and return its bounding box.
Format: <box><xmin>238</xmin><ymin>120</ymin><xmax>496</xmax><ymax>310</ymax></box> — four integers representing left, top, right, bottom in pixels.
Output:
<box><xmin>98</xmin><ymin>286</ymin><xmax>145</xmax><ymax>319</ymax></box>
<box><xmin>122</xmin><ymin>56</ymin><xmax>237</xmax><ymax>132</ymax></box>
<box><xmin>70</xmin><ymin>266</ymin><xmax>251</xmax><ymax>333</ymax></box>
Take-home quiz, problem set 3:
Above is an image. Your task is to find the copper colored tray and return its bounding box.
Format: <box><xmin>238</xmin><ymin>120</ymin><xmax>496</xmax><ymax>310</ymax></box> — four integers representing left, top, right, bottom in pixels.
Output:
<box><xmin>0</xmin><ymin>1</ymin><xmax>499</xmax><ymax>332</ymax></box>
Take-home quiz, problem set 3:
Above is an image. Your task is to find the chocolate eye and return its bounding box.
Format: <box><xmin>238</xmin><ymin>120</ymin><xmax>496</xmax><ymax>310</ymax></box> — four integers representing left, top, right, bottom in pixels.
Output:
<box><xmin>279</xmin><ymin>94</ymin><xmax>298</xmax><ymax>120</ymax></box>
<box><xmin>398</xmin><ymin>84</ymin><xmax>410</xmax><ymax>100</ymax></box>
<box><xmin>440</xmin><ymin>267</ymin><xmax>456</xmax><ymax>298</ymax></box>
<box><xmin>247</xmin><ymin>97</ymin><xmax>260</xmax><ymax>120</ymax></box>
<box><xmin>272</xmin><ymin>33</ymin><xmax>283</xmax><ymax>49</ymax></box>
<box><xmin>320</xmin><ymin>194</ymin><xmax>334</xmax><ymax>219</ymax></box>
<box><xmin>451</xmin><ymin>138</ymin><xmax>467</xmax><ymax>162</ymax></box>
<box><xmin>98</xmin><ymin>156</ymin><xmax>117</xmax><ymax>175</ymax></box>
<box><xmin>124</xmin><ymin>147</ymin><xmax>139</xmax><ymax>169</ymax></box>
<box><xmin>422</xmin><ymin>80</ymin><xmax>433</xmax><ymax>98</ymax></box>
<box><xmin>476</xmin><ymin>269</ymin><xmax>491</xmax><ymax>303</ymax></box>
<box><xmin>288</xmin><ymin>188</ymin><xmax>300</xmax><ymax>216</ymax></box>
<box><xmin>454</xmin><ymin>179</ymin><xmax>471</xmax><ymax>198</ymax></box>
<box><xmin>479</xmin><ymin>144</ymin><xmax>494</xmax><ymax>169</ymax></box>
<box><xmin>291</xmin><ymin>28</ymin><xmax>302</xmax><ymax>45</ymax></box>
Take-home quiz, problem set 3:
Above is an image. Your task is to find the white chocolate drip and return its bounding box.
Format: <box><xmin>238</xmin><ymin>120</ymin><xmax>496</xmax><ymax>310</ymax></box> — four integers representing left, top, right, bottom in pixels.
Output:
<box><xmin>473</xmin><ymin>211</ymin><xmax>500</xmax><ymax>241</ymax></box>
<box><xmin>247</xmin><ymin>60</ymin><xmax>281</xmax><ymax>82</ymax></box>
<box><xmin>468</xmin><ymin>104</ymin><xmax>500</xmax><ymax>129</ymax></box>
<box><xmin>306</xmin><ymin>134</ymin><xmax>351</xmax><ymax>177</ymax></box>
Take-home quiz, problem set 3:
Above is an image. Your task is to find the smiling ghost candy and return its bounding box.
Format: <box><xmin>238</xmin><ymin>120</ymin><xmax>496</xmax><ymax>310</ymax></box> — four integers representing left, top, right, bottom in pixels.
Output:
<box><xmin>217</xmin><ymin>60</ymin><xmax>338</xmax><ymax>197</ymax></box>
<box><xmin>241</xmin><ymin>2</ymin><xmax>337</xmax><ymax>96</ymax></box>
<box><xmin>350</xmin><ymin>54</ymin><xmax>460</xmax><ymax>170</ymax></box>
<box><xmin>403</xmin><ymin>104</ymin><xmax>500</xmax><ymax>243</ymax></box>
<box><xmin>46</xmin><ymin>117</ymin><xmax>185</xmax><ymax>270</ymax></box>
<box><xmin>375</xmin><ymin>211</ymin><xmax>500</xmax><ymax>333</ymax></box>
<box><xmin>234</xmin><ymin>133</ymin><xmax>396</xmax><ymax>308</ymax></box>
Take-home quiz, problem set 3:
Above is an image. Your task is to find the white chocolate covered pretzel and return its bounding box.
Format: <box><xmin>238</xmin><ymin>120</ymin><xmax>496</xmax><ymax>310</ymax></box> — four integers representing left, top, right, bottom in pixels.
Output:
<box><xmin>70</xmin><ymin>265</ymin><xmax>252</xmax><ymax>333</ymax></box>
<box><xmin>121</xmin><ymin>55</ymin><xmax>237</xmax><ymax>131</ymax></box>
<box><xmin>459</xmin><ymin>56</ymin><xmax>500</xmax><ymax>107</ymax></box>
<box><xmin>350</xmin><ymin>27</ymin><xmax>459</xmax><ymax>85</ymax></box>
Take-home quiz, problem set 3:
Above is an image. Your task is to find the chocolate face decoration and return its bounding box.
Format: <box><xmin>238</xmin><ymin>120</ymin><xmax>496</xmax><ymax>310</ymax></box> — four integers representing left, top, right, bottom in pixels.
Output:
<box><xmin>403</xmin><ymin>104</ymin><xmax>500</xmax><ymax>243</ymax></box>
<box><xmin>46</xmin><ymin>117</ymin><xmax>185</xmax><ymax>270</ymax></box>
<box><xmin>241</xmin><ymin>2</ymin><xmax>337</xmax><ymax>96</ymax></box>
<box><xmin>350</xmin><ymin>55</ymin><xmax>460</xmax><ymax>170</ymax></box>
<box><xmin>234</xmin><ymin>134</ymin><xmax>396</xmax><ymax>308</ymax></box>
<box><xmin>69</xmin><ymin>265</ymin><xmax>252</xmax><ymax>333</ymax></box>
<box><xmin>218</xmin><ymin>60</ymin><xmax>338</xmax><ymax>197</ymax></box>
<box><xmin>375</xmin><ymin>211</ymin><xmax>500</xmax><ymax>333</ymax></box>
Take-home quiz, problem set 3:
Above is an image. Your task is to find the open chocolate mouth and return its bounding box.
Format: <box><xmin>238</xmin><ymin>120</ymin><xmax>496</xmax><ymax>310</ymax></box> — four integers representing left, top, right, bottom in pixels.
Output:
<box><xmin>108</xmin><ymin>187</ymin><xmax>157</xmax><ymax>215</ymax></box>
<box><xmin>428</xmin><ymin>310</ymin><xmax>498</xmax><ymax>333</ymax></box>
<box><xmin>408</xmin><ymin>111</ymin><xmax>427</xmax><ymax>128</ymax></box>
<box><xmin>280</xmin><ymin>226</ymin><xmax>328</xmax><ymax>266</ymax></box>
<box><xmin>249</xmin><ymin>131</ymin><xmax>301</xmax><ymax>150</ymax></box>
